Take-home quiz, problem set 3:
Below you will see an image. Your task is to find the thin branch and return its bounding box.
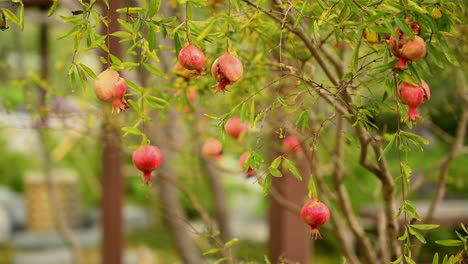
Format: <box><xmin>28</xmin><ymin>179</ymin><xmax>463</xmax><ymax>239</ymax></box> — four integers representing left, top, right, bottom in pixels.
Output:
<box><xmin>332</xmin><ymin>114</ymin><xmax>378</xmax><ymax>264</ymax></box>
<box><xmin>240</xmin><ymin>0</ymin><xmax>340</xmax><ymax>86</ymax></box>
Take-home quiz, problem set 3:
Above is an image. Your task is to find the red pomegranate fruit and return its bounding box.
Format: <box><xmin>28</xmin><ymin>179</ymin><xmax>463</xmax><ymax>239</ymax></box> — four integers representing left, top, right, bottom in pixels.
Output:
<box><xmin>300</xmin><ymin>196</ymin><xmax>330</xmax><ymax>239</ymax></box>
<box><xmin>202</xmin><ymin>138</ymin><xmax>223</xmax><ymax>162</ymax></box>
<box><xmin>211</xmin><ymin>52</ymin><xmax>243</xmax><ymax>92</ymax></box>
<box><xmin>225</xmin><ymin>117</ymin><xmax>248</xmax><ymax>139</ymax></box>
<box><xmin>94</xmin><ymin>68</ymin><xmax>128</xmax><ymax>113</ymax></box>
<box><xmin>283</xmin><ymin>136</ymin><xmax>301</xmax><ymax>154</ymax></box>
<box><xmin>389</xmin><ymin>26</ymin><xmax>426</xmax><ymax>69</ymax></box>
<box><xmin>398</xmin><ymin>80</ymin><xmax>431</xmax><ymax>121</ymax></box>
<box><xmin>178</xmin><ymin>43</ymin><xmax>206</xmax><ymax>74</ymax></box>
<box><xmin>132</xmin><ymin>145</ymin><xmax>163</xmax><ymax>185</ymax></box>
<box><xmin>239</xmin><ymin>151</ymin><xmax>255</xmax><ymax>176</ymax></box>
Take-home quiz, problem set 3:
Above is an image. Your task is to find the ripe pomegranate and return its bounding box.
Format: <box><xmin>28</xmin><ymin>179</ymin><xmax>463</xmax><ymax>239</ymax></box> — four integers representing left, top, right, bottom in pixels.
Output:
<box><xmin>132</xmin><ymin>145</ymin><xmax>163</xmax><ymax>185</ymax></box>
<box><xmin>398</xmin><ymin>80</ymin><xmax>431</xmax><ymax>121</ymax></box>
<box><xmin>211</xmin><ymin>52</ymin><xmax>243</xmax><ymax>92</ymax></box>
<box><xmin>300</xmin><ymin>196</ymin><xmax>330</xmax><ymax>239</ymax></box>
<box><xmin>94</xmin><ymin>68</ymin><xmax>128</xmax><ymax>113</ymax></box>
<box><xmin>239</xmin><ymin>151</ymin><xmax>255</xmax><ymax>176</ymax></box>
<box><xmin>389</xmin><ymin>24</ymin><xmax>426</xmax><ymax>69</ymax></box>
<box><xmin>202</xmin><ymin>138</ymin><xmax>223</xmax><ymax>162</ymax></box>
<box><xmin>283</xmin><ymin>136</ymin><xmax>301</xmax><ymax>154</ymax></box>
<box><xmin>178</xmin><ymin>43</ymin><xmax>206</xmax><ymax>74</ymax></box>
<box><xmin>225</xmin><ymin>117</ymin><xmax>248</xmax><ymax>139</ymax></box>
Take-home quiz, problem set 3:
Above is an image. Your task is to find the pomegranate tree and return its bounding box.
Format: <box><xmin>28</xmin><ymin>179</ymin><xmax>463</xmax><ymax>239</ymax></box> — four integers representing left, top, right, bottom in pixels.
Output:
<box><xmin>132</xmin><ymin>145</ymin><xmax>163</xmax><ymax>185</ymax></box>
<box><xmin>93</xmin><ymin>68</ymin><xmax>128</xmax><ymax>113</ymax></box>
<box><xmin>300</xmin><ymin>196</ymin><xmax>330</xmax><ymax>239</ymax></box>
<box><xmin>398</xmin><ymin>80</ymin><xmax>431</xmax><ymax>121</ymax></box>
<box><xmin>211</xmin><ymin>52</ymin><xmax>243</xmax><ymax>92</ymax></box>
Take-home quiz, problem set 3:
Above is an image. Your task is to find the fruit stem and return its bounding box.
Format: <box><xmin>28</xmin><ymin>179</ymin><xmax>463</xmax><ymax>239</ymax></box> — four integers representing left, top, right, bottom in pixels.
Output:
<box><xmin>226</xmin><ymin>0</ymin><xmax>232</xmax><ymax>52</ymax></box>
<box><xmin>185</xmin><ymin>2</ymin><xmax>191</xmax><ymax>43</ymax></box>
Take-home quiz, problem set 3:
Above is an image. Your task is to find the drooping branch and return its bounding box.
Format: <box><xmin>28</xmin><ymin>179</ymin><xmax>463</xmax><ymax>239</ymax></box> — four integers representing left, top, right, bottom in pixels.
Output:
<box><xmin>332</xmin><ymin>114</ymin><xmax>378</xmax><ymax>264</ymax></box>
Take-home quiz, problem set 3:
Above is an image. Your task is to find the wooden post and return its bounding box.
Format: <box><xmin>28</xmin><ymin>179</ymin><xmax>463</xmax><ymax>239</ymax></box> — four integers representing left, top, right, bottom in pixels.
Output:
<box><xmin>267</xmin><ymin>130</ymin><xmax>312</xmax><ymax>263</ymax></box>
<box><xmin>101</xmin><ymin>0</ymin><xmax>124</xmax><ymax>263</ymax></box>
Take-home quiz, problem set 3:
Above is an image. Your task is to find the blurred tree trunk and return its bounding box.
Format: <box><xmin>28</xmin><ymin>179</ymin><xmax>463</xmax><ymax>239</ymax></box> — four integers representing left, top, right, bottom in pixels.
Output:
<box><xmin>101</xmin><ymin>0</ymin><xmax>124</xmax><ymax>263</ymax></box>
<box><xmin>147</xmin><ymin>112</ymin><xmax>203</xmax><ymax>264</ymax></box>
<box><xmin>267</xmin><ymin>98</ymin><xmax>312</xmax><ymax>263</ymax></box>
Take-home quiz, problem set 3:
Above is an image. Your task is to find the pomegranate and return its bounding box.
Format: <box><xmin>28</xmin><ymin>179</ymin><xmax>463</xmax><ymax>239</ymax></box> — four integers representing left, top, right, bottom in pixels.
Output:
<box><xmin>283</xmin><ymin>136</ymin><xmax>301</xmax><ymax>154</ymax></box>
<box><xmin>202</xmin><ymin>138</ymin><xmax>223</xmax><ymax>162</ymax></box>
<box><xmin>132</xmin><ymin>145</ymin><xmax>163</xmax><ymax>185</ymax></box>
<box><xmin>300</xmin><ymin>196</ymin><xmax>330</xmax><ymax>239</ymax></box>
<box><xmin>225</xmin><ymin>117</ymin><xmax>248</xmax><ymax>139</ymax></box>
<box><xmin>178</xmin><ymin>43</ymin><xmax>206</xmax><ymax>74</ymax></box>
<box><xmin>389</xmin><ymin>24</ymin><xmax>426</xmax><ymax>69</ymax></box>
<box><xmin>94</xmin><ymin>68</ymin><xmax>128</xmax><ymax>113</ymax></box>
<box><xmin>211</xmin><ymin>52</ymin><xmax>243</xmax><ymax>92</ymax></box>
<box><xmin>239</xmin><ymin>151</ymin><xmax>255</xmax><ymax>176</ymax></box>
<box><xmin>398</xmin><ymin>80</ymin><xmax>431</xmax><ymax>121</ymax></box>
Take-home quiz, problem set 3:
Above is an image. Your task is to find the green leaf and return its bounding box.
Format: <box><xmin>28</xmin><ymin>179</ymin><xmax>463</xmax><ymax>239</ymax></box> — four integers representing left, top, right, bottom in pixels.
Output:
<box><xmin>79</xmin><ymin>63</ymin><xmax>96</xmax><ymax>79</ymax></box>
<box><xmin>399</xmin><ymin>71</ymin><xmax>418</xmax><ymax>86</ymax></box>
<box><xmin>283</xmin><ymin>158</ymin><xmax>302</xmax><ymax>180</ymax></box>
<box><xmin>224</xmin><ymin>238</ymin><xmax>238</xmax><ymax>248</ymax></box>
<box><xmin>268</xmin><ymin>167</ymin><xmax>282</xmax><ymax>177</ymax></box>
<box><xmin>147</xmin><ymin>0</ymin><xmax>161</xmax><ymax>18</ymax></box>
<box><xmin>294</xmin><ymin>0</ymin><xmax>308</xmax><ymax>28</ymax></box>
<box><xmin>214</xmin><ymin>258</ymin><xmax>228</xmax><ymax>264</ymax></box>
<box><xmin>202</xmin><ymin>248</ymin><xmax>220</xmax><ymax>255</ymax></box>
<box><xmin>17</xmin><ymin>3</ymin><xmax>23</xmax><ymax>29</ymax></box>
<box><xmin>60</xmin><ymin>16</ymin><xmax>87</xmax><ymax>25</ymax></box>
<box><xmin>394</xmin><ymin>16</ymin><xmax>415</xmax><ymax>40</ymax></box>
<box><xmin>240</xmin><ymin>103</ymin><xmax>247</xmax><ymax>123</ymax></box>
<box><xmin>262</xmin><ymin>174</ymin><xmax>272</xmax><ymax>195</ymax></box>
<box><xmin>48</xmin><ymin>0</ymin><xmax>58</xmax><ymax>17</ymax></box>
<box><xmin>143</xmin><ymin>63</ymin><xmax>164</xmax><ymax>77</ymax></box>
<box><xmin>147</xmin><ymin>28</ymin><xmax>156</xmax><ymax>51</ymax></box>
<box><xmin>2</xmin><ymin>8</ymin><xmax>19</xmax><ymax>25</ymax></box>
<box><xmin>57</xmin><ymin>25</ymin><xmax>82</xmax><ymax>39</ymax></box>
<box><xmin>435</xmin><ymin>240</ymin><xmax>463</xmax><ymax>247</ymax></box>
<box><xmin>398</xmin><ymin>227</ymin><xmax>408</xmax><ymax>240</ymax></box>
<box><xmin>308</xmin><ymin>177</ymin><xmax>317</xmax><ymax>197</ymax></box>
<box><xmin>174</xmin><ymin>32</ymin><xmax>182</xmax><ymax>57</ymax></box>
<box><xmin>196</xmin><ymin>19</ymin><xmax>216</xmax><ymax>42</ymax></box>
<box><xmin>410</xmin><ymin>224</ymin><xmax>440</xmax><ymax>230</ymax></box>
<box><xmin>391</xmin><ymin>256</ymin><xmax>402</xmax><ymax>264</ymax></box>
<box><xmin>408</xmin><ymin>226</ymin><xmax>426</xmax><ymax>244</ymax></box>
<box><xmin>379</xmin><ymin>133</ymin><xmax>396</xmax><ymax>160</ymax></box>
<box><xmin>110</xmin><ymin>30</ymin><xmax>131</xmax><ymax>38</ymax></box>
<box><xmin>432</xmin><ymin>253</ymin><xmax>439</xmax><ymax>264</ymax></box>
<box><xmin>122</xmin><ymin>126</ymin><xmax>143</xmax><ymax>135</ymax></box>
<box><xmin>249</xmin><ymin>99</ymin><xmax>255</xmax><ymax>125</ymax></box>
<box><xmin>351</xmin><ymin>41</ymin><xmax>361</xmax><ymax>73</ymax></box>
<box><xmin>439</xmin><ymin>38</ymin><xmax>460</xmax><ymax>66</ymax></box>
<box><xmin>270</xmin><ymin>156</ymin><xmax>282</xmax><ymax>169</ymax></box>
